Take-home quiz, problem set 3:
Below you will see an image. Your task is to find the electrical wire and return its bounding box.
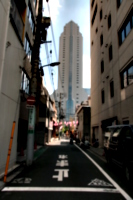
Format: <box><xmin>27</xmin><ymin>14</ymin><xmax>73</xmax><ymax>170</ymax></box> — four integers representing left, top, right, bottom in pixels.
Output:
<box><xmin>45</xmin><ymin>41</ymin><xmax>57</xmax><ymax>102</ymax></box>
<box><xmin>47</xmin><ymin>1</ymin><xmax>66</xmax><ymax>97</ymax></box>
<box><xmin>46</xmin><ymin>1</ymin><xmax>68</xmax><ymax>120</ymax></box>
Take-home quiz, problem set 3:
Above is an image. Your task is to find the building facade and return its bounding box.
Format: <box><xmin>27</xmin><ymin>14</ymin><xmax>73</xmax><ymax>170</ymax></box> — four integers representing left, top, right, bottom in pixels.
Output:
<box><xmin>0</xmin><ymin>0</ymin><xmax>38</xmax><ymax>174</ymax></box>
<box><xmin>58</xmin><ymin>21</ymin><xmax>88</xmax><ymax>121</ymax></box>
<box><xmin>90</xmin><ymin>0</ymin><xmax>133</xmax><ymax>147</ymax></box>
<box><xmin>76</xmin><ymin>101</ymin><xmax>91</xmax><ymax>142</ymax></box>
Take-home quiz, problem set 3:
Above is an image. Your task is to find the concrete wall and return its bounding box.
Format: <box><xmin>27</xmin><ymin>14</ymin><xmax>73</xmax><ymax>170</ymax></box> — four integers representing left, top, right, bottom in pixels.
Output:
<box><xmin>90</xmin><ymin>0</ymin><xmax>133</xmax><ymax>147</ymax></box>
<box><xmin>0</xmin><ymin>0</ymin><xmax>23</xmax><ymax>173</ymax></box>
<box><xmin>0</xmin><ymin>0</ymin><xmax>38</xmax><ymax>174</ymax></box>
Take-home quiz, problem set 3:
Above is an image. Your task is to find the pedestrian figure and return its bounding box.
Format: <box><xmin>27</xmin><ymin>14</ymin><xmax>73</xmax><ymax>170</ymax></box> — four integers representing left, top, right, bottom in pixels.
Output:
<box><xmin>70</xmin><ymin>131</ymin><xmax>73</xmax><ymax>144</ymax></box>
<box><xmin>93</xmin><ymin>139</ymin><xmax>99</xmax><ymax>148</ymax></box>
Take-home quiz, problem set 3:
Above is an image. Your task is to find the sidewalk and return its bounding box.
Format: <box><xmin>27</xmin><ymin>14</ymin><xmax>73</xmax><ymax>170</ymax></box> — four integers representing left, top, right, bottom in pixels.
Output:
<box><xmin>17</xmin><ymin>145</ymin><xmax>44</xmax><ymax>163</ymax></box>
<box><xmin>89</xmin><ymin>146</ymin><xmax>105</xmax><ymax>157</ymax></box>
<box><xmin>76</xmin><ymin>141</ymin><xmax>105</xmax><ymax>160</ymax></box>
<box><xmin>0</xmin><ymin>145</ymin><xmax>46</xmax><ymax>190</ymax></box>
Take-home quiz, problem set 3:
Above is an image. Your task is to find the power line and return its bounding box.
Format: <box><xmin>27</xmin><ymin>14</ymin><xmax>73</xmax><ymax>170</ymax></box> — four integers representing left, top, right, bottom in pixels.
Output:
<box><xmin>46</xmin><ymin>1</ymin><xmax>68</xmax><ymax>120</ymax></box>
<box><xmin>45</xmin><ymin>41</ymin><xmax>57</xmax><ymax>101</ymax></box>
<box><xmin>47</xmin><ymin>1</ymin><xmax>66</xmax><ymax>97</ymax></box>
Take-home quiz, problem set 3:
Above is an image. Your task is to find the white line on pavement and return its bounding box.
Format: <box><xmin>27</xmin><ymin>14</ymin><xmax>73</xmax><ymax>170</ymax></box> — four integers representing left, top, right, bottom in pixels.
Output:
<box><xmin>2</xmin><ymin>187</ymin><xmax>119</xmax><ymax>193</ymax></box>
<box><xmin>74</xmin><ymin>144</ymin><xmax>133</xmax><ymax>200</ymax></box>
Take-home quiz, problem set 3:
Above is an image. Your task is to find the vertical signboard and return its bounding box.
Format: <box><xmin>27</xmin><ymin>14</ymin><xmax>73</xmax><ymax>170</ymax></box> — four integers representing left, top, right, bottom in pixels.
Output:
<box><xmin>26</xmin><ymin>106</ymin><xmax>36</xmax><ymax>166</ymax></box>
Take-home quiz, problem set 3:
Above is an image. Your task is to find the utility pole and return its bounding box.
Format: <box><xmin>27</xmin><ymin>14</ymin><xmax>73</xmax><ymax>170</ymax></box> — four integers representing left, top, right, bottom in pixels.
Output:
<box><xmin>26</xmin><ymin>0</ymin><xmax>51</xmax><ymax>166</ymax></box>
<box><xmin>58</xmin><ymin>93</ymin><xmax>65</xmax><ymax>139</ymax></box>
<box><xmin>26</xmin><ymin>0</ymin><xmax>43</xmax><ymax>166</ymax></box>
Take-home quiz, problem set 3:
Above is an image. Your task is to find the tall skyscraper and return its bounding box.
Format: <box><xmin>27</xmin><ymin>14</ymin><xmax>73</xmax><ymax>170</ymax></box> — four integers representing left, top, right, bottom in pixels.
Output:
<box><xmin>90</xmin><ymin>0</ymin><xmax>133</xmax><ymax>146</ymax></box>
<box><xmin>58</xmin><ymin>21</ymin><xmax>88</xmax><ymax>121</ymax></box>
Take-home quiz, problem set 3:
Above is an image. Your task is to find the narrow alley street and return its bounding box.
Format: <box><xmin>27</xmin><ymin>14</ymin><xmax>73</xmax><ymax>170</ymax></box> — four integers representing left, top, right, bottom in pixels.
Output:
<box><xmin>0</xmin><ymin>138</ymin><xmax>132</xmax><ymax>200</ymax></box>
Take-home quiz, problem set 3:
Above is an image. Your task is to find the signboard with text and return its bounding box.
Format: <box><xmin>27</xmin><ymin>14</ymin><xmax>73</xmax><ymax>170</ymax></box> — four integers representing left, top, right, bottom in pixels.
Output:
<box><xmin>28</xmin><ymin>107</ymin><xmax>35</xmax><ymax>133</ymax></box>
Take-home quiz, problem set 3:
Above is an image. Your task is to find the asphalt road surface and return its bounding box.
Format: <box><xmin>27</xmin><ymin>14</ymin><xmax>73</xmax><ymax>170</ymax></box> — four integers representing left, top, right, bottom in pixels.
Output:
<box><xmin>0</xmin><ymin>139</ymin><xmax>132</xmax><ymax>200</ymax></box>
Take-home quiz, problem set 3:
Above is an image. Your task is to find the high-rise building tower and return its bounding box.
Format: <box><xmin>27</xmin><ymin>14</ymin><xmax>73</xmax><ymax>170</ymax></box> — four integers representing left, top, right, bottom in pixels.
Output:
<box><xmin>58</xmin><ymin>21</ymin><xmax>88</xmax><ymax>121</ymax></box>
<box><xmin>90</xmin><ymin>0</ymin><xmax>133</xmax><ymax>146</ymax></box>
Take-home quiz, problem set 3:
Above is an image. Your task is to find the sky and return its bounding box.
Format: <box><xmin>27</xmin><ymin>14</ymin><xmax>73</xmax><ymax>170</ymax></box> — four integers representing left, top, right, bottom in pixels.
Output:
<box><xmin>40</xmin><ymin>0</ymin><xmax>91</xmax><ymax>95</ymax></box>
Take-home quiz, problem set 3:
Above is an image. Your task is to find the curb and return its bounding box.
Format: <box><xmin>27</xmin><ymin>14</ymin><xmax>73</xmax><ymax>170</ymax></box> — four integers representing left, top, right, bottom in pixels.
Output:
<box><xmin>0</xmin><ymin>181</ymin><xmax>5</xmax><ymax>191</ymax></box>
<box><xmin>0</xmin><ymin>146</ymin><xmax>46</xmax><ymax>191</ymax></box>
<box><xmin>76</xmin><ymin>143</ymin><xmax>106</xmax><ymax>162</ymax></box>
<box><xmin>88</xmin><ymin>147</ymin><xmax>106</xmax><ymax>162</ymax></box>
<box><xmin>33</xmin><ymin>146</ymin><xmax>47</xmax><ymax>161</ymax></box>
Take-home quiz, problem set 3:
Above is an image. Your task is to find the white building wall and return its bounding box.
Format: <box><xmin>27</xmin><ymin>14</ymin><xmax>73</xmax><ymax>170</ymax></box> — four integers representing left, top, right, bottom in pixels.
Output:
<box><xmin>0</xmin><ymin>0</ymin><xmax>37</xmax><ymax>174</ymax></box>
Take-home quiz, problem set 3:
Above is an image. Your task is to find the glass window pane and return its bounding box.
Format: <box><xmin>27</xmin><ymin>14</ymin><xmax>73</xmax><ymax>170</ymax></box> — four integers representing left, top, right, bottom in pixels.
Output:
<box><xmin>128</xmin><ymin>65</ymin><xmax>133</xmax><ymax>85</ymax></box>
<box><xmin>125</xmin><ymin>21</ymin><xmax>131</xmax><ymax>36</ymax></box>
<box><xmin>121</xmin><ymin>29</ymin><xmax>125</xmax><ymax>42</ymax></box>
<box><xmin>123</xmin><ymin>71</ymin><xmax>127</xmax><ymax>87</ymax></box>
<box><xmin>23</xmin><ymin>74</ymin><xmax>27</xmax><ymax>90</ymax></box>
<box><xmin>27</xmin><ymin>6</ymin><xmax>29</xmax><ymax>17</ymax></box>
<box><xmin>26</xmin><ymin>80</ymin><xmax>29</xmax><ymax>94</ymax></box>
<box><xmin>24</xmin><ymin>37</ymin><xmax>27</xmax><ymax>51</ymax></box>
<box><xmin>26</xmin><ymin>41</ymin><xmax>29</xmax><ymax>54</ymax></box>
<box><xmin>21</xmin><ymin>71</ymin><xmax>24</xmax><ymax>89</ymax></box>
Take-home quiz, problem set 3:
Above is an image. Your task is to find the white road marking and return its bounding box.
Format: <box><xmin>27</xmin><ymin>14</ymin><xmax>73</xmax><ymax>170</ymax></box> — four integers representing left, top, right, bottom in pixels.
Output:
<box><xmin>75</xmin><ymin>144</ymin><xmax>133</xmax><ymax>200</ymax></box>
<box><xmin>2</xmin><ymin>187</ymin><xmax>119</xmax><ymax>193</ymax></box>
<box><xmin>12</xmin><ymin>178</ymin><xmax>32</xmax><ymax>184</ymax></box>
<box><xmin>88</xmin><ymin>178</ymin><xmax>113</xmax><ymax>187</ymax></box>
<box><xmin>6</xmin><ymin>169</ymin><xmax>23</xmax><ymax>183</ymax></box>
<box><xmin>59</xmin><ymin>155</ymin><xmax>68</xmax><ymax>159</ymax></box>
<box><xmin>52</xmin><ymin>169</ymin><xmax>69</xmax><ymax>181</ymax></box>
<box><xmin>56</xmin><ymin>160</ymin><xmax>69</xmax><ymax>167</ymax></box>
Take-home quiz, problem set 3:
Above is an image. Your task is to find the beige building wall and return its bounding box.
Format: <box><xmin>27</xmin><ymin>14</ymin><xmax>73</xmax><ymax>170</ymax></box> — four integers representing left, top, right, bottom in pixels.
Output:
<box><xmin>90</xmin><ymin>0</ymin><xmax>133</xmax><ymax>147</ymax></box>
<box><xmin>0</xmin><ymin>0</ymin><xmax>38</xmax><ymax>174</ymax></box>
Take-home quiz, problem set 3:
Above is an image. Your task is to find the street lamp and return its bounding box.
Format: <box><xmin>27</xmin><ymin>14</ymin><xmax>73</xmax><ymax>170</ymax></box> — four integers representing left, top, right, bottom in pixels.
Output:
<box><xmin>40</xmin><ymin>62</ymin><xmax>60</xmax><ymax>76</ymax></box>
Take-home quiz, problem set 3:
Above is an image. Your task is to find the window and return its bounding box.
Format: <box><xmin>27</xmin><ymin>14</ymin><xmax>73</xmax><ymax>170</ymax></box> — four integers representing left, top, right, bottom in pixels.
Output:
<box><xmin>21</xmin><ymin>71</ymin><xmax>29</xmax><ymax>94</ymax></box>
<box><xmin>27</xmin><ymin>2</ymin><xmax>35</xmax><ymax>33</ymax></box>
<box><xmin>111</xmin><ymin>128</ymin><xmax>121</xmax><ymax>143</ymax></box>
<box><xmin>110</xmin><ymin>80</ymin><xmax>114</xmax><ymax>98</ymax></box>
<box><xmin>101</xmin><ymin>89</ymin><xmax>105</xmax><ymax>104</ymax></box>
<box><xmin>91</xmin><ymin>4</ymin><xmax>97</xmax><ymax>25</ymax></box>
<box><xmin>100</xmin><ymin>9</ymin><xmax>102</xmax><ymax>21</ymax></box>
<box><xmin>117</xmin><ymin>0</ymin><xmax>123</xmax><ymax>9</ymax></box>
<box><xmin>121</xmin><ymin>61</ymin><xmax>133</xmax><ymax>89</ymax></box>
<box><xmin>10</xmin><ymin>0</ymin><xmax>26</xmax><ymax>43</ymax></box>
<box><xmin>109</xmin><ymin>44</ymin><xmax>113</xmax><ymax>61</ymax></box>
<box><xmin>101</xmin><ymin>60</ymin><xmax>104</xmax><ymax>73</ymax></box>
<box><xmin>108</xmin><ymin>14</ymin><xmax>111</xmax><ymax>29</ymax></box>
<box><xmin>91</xmin><ymin>0</ymin><xmax>95</xmax><ymax>8</ymax></box>
<box><xmin>120</xmin><ymin>127</ymin><xmax>132</xmax><ymax>141</ymax></box>
<box><xmin>118</xmin><ymin>8</ymin><xmax>133</xmax><ymax>46</ymax></box>
<box><xmin>126</xmin><ymin>21</ymin><xmax>131</xmax><ymax>36</ymax></box>
<box><xmin>24</xmin><ymin>34</ymin><xmax>32</xmax><ymax>62</ymax></box>
<box><xmin>100</xmin><ymin>34</ymin><xmax>103</xmax><ymax>46</ymax></box>
<box><xmin>33</xmin><ymin>0</ymin><xmax>37</xmax><ymax>8</ymax></box>
<box><xmin>123</xmin><ymin>120</ymin><xmax>129</xmax><ymax>125</ymax></box>
<box><xmin>96</xmin><ymin>27</ymin><xmax>98</xmax><ymax>33</ymax></box>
